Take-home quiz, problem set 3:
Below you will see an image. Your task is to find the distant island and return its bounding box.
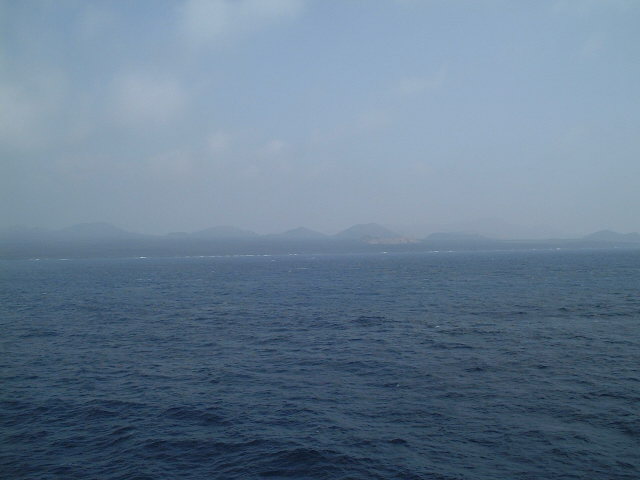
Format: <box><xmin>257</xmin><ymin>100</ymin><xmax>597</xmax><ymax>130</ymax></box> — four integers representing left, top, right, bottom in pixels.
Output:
<box><xmin>0</xmin><ymin>223</ymin><xmax>639</xmax><ymax>259</ymax></box>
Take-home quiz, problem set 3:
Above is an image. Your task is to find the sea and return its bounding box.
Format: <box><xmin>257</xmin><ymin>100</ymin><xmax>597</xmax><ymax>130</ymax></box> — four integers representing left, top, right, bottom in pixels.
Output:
<box><xmin>1</xmin><ymin>249</ymin><xmax>639</xmax><ymax>479</ymax></box>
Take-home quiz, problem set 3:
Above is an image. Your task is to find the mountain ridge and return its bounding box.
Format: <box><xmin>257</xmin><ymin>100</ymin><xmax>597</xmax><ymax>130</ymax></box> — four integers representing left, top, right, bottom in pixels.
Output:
<box><xmin>334</xmin><ymin>223</ymin><xmax>399</xmax><ymax>241</ymax></box>
<box><xmin>1</xmin><ymin>222</ymin><xmax>640</xmax><ymax>259</ymax></box>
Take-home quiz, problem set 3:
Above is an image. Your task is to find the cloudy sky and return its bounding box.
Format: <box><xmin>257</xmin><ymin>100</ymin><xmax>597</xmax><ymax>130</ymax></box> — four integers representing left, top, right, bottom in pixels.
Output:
<box><xmin>1</xmin><ymin>0</ymin><xmax>639</xmax><ymax>236</ymax></box>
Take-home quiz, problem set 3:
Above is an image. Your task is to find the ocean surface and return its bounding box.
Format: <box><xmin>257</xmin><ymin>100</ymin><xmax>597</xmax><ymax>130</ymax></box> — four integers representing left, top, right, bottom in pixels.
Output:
<box><xmin>1</xmin><ymin>249</ymin><xmax>639</xmax><ymax>479</ymax></box>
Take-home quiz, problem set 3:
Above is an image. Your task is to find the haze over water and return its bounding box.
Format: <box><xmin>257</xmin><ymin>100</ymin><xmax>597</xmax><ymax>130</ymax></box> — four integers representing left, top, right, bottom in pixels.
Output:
<box><xmin>1</xmin><ymin>1</ymin><xmax>640</xmax><ymax>236</ymax></box>
<box><xmin>2</xmin><ymin>3</ymin><xmax>640</xmax><ymax>479</ymax></box>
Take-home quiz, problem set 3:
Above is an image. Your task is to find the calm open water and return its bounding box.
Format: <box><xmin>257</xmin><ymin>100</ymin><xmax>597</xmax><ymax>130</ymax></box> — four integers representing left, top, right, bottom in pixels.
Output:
<box><xmin>1</xmin><ymin>249</ymin><xmax>639</xmax><ymax>479</ymax></box>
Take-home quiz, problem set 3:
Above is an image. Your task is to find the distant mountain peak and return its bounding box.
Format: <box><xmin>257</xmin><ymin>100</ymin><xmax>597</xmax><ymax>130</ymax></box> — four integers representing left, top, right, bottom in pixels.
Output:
<box><xmin>335</xmin><ymin>223</ymin><xmax>399</xmax><ymax>240</ymax></box>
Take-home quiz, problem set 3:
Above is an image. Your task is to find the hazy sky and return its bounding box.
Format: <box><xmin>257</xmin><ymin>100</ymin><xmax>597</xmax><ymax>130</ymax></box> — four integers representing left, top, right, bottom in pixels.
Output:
<box><xmin>1</xmin><ymin>0</ymin><xmax>639</xmax><ymax>236</ymax></box>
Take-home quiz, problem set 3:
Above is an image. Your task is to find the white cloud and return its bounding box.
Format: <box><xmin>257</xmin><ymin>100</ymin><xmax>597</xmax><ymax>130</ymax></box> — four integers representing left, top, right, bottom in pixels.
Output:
<box><xmin>180</xmin><ymin>0</ymin><xmax>304</xmax><ymax>46</ymax></box>
<box><xmin>113</xmin><ymin>74</ymin><xmax>186</xmax><ymax>126</ymax></box>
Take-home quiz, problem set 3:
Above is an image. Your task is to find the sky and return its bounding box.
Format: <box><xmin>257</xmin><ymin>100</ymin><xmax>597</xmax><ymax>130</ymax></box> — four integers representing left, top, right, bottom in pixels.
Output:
<box><xmin>1</xmin><ymin>0</ymin><xmax>639</xmax><ymax>237</ymax></box>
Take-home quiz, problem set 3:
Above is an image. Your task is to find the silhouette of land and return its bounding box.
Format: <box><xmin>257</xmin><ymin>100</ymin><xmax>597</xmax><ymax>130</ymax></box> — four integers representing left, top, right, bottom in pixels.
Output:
<box><xmin>0</xmin><ymin>223</ymin><xmax>639</xmax><ymax>259</ymax></box>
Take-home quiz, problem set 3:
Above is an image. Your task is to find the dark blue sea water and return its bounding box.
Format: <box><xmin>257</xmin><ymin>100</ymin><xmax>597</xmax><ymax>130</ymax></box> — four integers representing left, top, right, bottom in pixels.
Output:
<box><xmin>1</xmin><ymin>249</ymin><xmax>639</xmax><ymax>479</ymax></box>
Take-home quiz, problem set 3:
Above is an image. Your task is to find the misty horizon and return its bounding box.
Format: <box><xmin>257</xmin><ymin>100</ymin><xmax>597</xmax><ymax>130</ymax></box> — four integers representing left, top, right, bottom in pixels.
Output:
<box><xmin>2</xmin><ymin>1</ymin><xmax>639</xmax><ymax>240</ymax></box>
<box><xmin>3</xmin><ymin>219</ymin><xmax>640</xmax><ymax>243</ymax></box>
<box><xmin>0</xmin><ymin>218</ymin><xmax>575</xmax><ymax>239</ymax></box>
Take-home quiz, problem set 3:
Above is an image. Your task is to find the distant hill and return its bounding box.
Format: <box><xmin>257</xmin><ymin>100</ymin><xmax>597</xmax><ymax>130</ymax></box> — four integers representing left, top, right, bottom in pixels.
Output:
<box><xmin>191</xmin><ymin>226</ymin><xmax>258</xmax><ymax>239</ymax></box>
<box><xmin>335</xmin><ymin>223</ymin><xmax>399</xmax><ymax>241</ymax></box>
<box><xmin>582</xmin><ymin>230</ymin><xmax>640</xmax><ymax>243</ymax></box>
<box><xmin>2</xmin><ymin>222</ymin><xmax>640</xmax><ymax>259</ymax></box>
<box><xmin>270</xmin><ymin>227</ymin><xmax>327</xmax><ymax>239</ymax></box>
